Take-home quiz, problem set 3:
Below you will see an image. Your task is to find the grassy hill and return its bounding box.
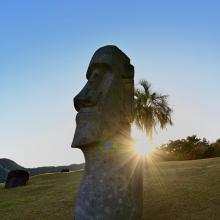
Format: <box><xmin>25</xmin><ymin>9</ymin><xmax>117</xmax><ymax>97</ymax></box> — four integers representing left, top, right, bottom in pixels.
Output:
<box><xmin>1</xmin><ymin>157</ymin><xmax>220</xmax><ymax>219</ymax></box>
<box><xmin>0</xmin><ymin>170</ymin><xmax>82</xmax><ymax>220</ymax></box>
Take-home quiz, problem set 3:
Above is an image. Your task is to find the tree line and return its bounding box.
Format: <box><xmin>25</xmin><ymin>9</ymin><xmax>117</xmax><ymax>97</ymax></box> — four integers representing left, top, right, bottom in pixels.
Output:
<box><xmin>157</xmin><ymin>135</ymin><xmax>220</xmax><ymax>161</ymax></box>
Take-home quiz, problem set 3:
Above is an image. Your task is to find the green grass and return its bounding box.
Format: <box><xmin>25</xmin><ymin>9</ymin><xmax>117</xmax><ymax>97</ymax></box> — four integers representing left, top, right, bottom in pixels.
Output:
<box><xmin>1</xmin><ymin>158</ymin><xmax>220</xmax><ymax>219</ymax></box>
<box><xmin>144</xmin><ymin>157</ymin><xmax>220</xmax><ymax>220</ymax></box>
<box><xmin>0</xmin><ymin>170</ymin><xmax>82</xmax><ymax>220</ymax></box>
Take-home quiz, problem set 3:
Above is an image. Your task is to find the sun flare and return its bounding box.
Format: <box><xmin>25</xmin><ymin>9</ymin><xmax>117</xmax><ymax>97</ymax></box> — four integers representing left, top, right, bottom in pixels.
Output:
<box><xmin>134</xmin><ymin>143</ymin><xmax>153</xmax><ymax>157</ymax></box>
<box><xmin>131</xmin><ymin>126</ymin><xmax>155</xmax><ymax>157</ymax></box>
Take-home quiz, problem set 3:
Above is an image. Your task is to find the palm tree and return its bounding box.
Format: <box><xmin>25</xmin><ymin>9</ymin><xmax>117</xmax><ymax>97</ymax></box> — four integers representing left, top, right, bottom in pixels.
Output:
<box><xmin>134</xmin><ymin>80</ymin><xmax>173</xmax><ymax>140</ymax></box>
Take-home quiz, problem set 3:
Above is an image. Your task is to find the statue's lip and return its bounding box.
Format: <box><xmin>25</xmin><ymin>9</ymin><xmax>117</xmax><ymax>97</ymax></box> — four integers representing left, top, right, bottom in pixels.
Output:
<box><xmin>76</xmin><ymin>107</ymin><xmax>100</xmax><ymax>120</ymax></box>
<box><xmin>77</xmin><ymin>107</ymin><xmax>99</xmax><ymax>114</ymax></box>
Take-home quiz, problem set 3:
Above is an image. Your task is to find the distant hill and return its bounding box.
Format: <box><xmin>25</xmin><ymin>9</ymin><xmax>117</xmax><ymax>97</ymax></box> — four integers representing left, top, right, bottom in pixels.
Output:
<box><xmin>27</xmin><ymin>163</ymin><xmax>84</xmax><ymax>176</ymax></box>
<box><xmin>0</xmin><ymin>158</ymin><xmax>84</xmax><ymax>183</ymax></box>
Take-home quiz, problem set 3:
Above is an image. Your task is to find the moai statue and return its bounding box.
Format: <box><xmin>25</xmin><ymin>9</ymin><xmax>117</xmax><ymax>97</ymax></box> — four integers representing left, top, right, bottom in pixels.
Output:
<box><xmin>72</xmin><ymin>45</ymin><xmax>143</xmax><ymax>220</ymax></box>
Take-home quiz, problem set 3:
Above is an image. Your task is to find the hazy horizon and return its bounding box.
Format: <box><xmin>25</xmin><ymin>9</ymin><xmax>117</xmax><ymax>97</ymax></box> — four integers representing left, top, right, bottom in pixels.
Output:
<box><xmin>1</xmin><ymin>0</ymin><xmax>220</xmax><ymax>167</ymax></box>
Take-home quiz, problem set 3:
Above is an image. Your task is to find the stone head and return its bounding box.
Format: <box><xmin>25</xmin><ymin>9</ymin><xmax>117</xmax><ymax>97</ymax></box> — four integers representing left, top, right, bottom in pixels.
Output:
<box><xmin>72</xmin><ymin>45</ymin><xmax>134</xmax><ymax>148</ymax></box>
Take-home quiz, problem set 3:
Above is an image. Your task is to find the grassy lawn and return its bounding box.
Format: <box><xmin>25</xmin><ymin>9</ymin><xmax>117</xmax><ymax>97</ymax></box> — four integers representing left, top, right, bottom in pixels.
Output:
<box><xmin>144</xmin><ymin>157</ymin><xmax>220</xmax><ymax>220</ymax></box>
<box><xmin>0</xmin><ymin>170</ymin><xmax>82</xmax><ymax>220</ymax></box>
<box><xmin>1</xmin><ymin>158</ymin><xmax>220</xmax><ymax>219</ymax></box>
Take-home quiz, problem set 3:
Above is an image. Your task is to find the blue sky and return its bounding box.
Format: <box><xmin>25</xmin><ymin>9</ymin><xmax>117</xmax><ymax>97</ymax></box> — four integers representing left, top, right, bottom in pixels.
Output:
<box><xmin>1</xmin><ymin>0</ymin><xmax>220</xmax><ymax>167</ymax></box>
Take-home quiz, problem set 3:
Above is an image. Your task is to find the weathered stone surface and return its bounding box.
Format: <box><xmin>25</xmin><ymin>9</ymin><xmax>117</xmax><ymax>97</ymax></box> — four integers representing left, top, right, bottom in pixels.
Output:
<box><xmin>5</xmin><ymin>170</ymin><xmax>29</xmax><ymax>189</ymax></box>
<box><xmin>75</xmin><ymin>143</ymin><xmax>143</xmax><ymax>220</ymax></box>
<box><xmin>72</xmin><ymin>45</ymin><xmax>134</xmax><ymax>149</ymax></box>
<box><xmin>72</xmin><ymin>45</ymin><xmax>143</xmax><ymax>219</ymax></box>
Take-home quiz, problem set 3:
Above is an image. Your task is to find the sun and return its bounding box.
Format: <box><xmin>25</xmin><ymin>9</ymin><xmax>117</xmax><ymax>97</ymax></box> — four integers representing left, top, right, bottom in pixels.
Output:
<box><xmin>131</xmin><ymin>126</ymin><xmax>155</xmax><ymax>157</ymax></box>
<box><xmin>134</xmin><ymin>143</ymin><xmax>153</xmax><ymax>157</ymax></box>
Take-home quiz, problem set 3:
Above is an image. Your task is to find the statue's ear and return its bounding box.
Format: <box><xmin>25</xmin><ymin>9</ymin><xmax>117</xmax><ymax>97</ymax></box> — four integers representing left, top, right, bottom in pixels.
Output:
<box><xmin>121</xmin><ymin>64</ymin><xmax>134</xmax><ymax>123</ymax></box>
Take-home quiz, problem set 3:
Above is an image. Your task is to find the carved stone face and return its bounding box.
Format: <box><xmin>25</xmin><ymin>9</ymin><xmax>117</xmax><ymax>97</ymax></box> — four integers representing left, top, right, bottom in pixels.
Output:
<box><xmin>72</xmin><ymin>46</ymin><xmax>134</xmax><ymax>148</ymax></box>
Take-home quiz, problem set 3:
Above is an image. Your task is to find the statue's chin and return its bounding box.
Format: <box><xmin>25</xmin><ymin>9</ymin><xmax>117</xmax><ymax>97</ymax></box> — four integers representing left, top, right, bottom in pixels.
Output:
<box><xmin>71</xmin><ymin>109</ymin><xmax>125</xmax><ymax>148</ymax></box>
<box><xmin>71</xmin><ymin>131</ymin><xmax>99</xmax><ymax>148</ymax></box>
<box><xmin>71</xmin><ymin>115</ymin><xmax>102</xmax><ymax>148</ymax></box>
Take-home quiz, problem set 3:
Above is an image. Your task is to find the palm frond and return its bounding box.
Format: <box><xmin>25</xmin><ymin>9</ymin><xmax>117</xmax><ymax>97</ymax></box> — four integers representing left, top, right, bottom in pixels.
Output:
<box><xmin>134</xmin><ymin>79</ymin><xmax>173</xmax><ymax>141</ymax></box>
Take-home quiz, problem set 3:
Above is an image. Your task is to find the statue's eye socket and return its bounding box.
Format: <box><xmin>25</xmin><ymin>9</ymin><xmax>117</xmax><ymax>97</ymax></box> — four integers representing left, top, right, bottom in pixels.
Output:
<box><xmin>89</xmin><ymin>69</ymin><xmax>103</xmax><ymax>81</ymax></box>
<box><xmin>92</xmin><ymin>72</ymin><xmax>99</xmax><ymax>80</ymax></box>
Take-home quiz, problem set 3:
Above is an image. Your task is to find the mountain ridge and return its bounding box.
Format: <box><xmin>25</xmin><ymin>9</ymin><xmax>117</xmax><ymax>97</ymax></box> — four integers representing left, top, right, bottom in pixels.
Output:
<box><xmin>0</xmin><ymin>158</ymin><xmax>84</xmax><ymax>183</ymax></box>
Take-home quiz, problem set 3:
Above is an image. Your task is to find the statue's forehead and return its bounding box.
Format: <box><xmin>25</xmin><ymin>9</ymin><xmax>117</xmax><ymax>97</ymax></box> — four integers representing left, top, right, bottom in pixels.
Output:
<box><xmin>86</xmin><ymin>63</ymin><xmax>112</xmax><ymax>80</ymax></box>
<box><xmin>89</xmin><ymin>49</ymin><xmax>129</xmax><ymax>68</ymax></box>
<box><xmin>86</xmin><ymin>45</ymin><xmax>134</xmax><ymax>80</ymax></box>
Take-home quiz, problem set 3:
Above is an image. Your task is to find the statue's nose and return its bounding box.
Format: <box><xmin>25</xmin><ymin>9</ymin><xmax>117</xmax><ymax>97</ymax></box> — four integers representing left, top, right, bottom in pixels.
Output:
<box><xmin>74</xmin><ymin>83</ymin><xmax>98</xmax><ymax>112</ymax></box>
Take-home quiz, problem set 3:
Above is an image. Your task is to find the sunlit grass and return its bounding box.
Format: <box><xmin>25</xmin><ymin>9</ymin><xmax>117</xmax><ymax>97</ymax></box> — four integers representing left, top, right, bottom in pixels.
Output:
<box><xmin>2</xmin><ymin>158</ymin><xmax>220</xmax><ymax>219</ymax></box>
<box><xmin>0</xmin><ymin>171</ymin><xmax>82</xmax><ymax>220</ymax></box>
